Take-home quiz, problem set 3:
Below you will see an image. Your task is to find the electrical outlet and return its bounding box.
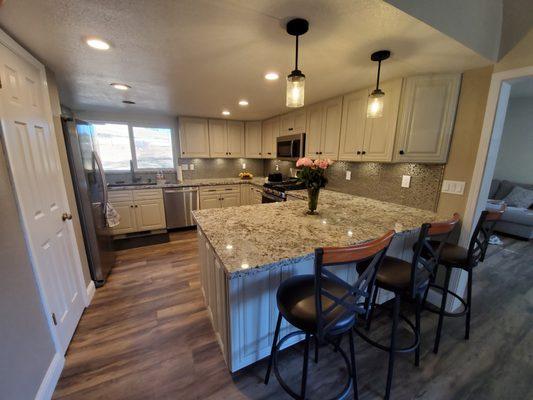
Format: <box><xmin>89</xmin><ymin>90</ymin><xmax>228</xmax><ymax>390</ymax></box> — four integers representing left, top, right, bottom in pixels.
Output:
<box><xmin>189</xmin><ymin>164</ymin><xmax>195</xmax><ymax>170</ymax></box>
<box><xmin>441</xmin><ymin>180</ymin><xmax>465</xmax><ymax>195</ymax></box>
<box><xmin>345</xmin><ymin>170</ymin><xmax>351</xmax><ymax>180</ymax></box>
<box><xmin>181</xmin><ymin>164</ymin><xmax>189</xmax><ymax>171</ymax></box>
<box><xmin>275</xmin><ymin>164</ymin><xmax>279</xmax><ymax>171</ymax></box>
<box><xmin>401</xmin><ymin>175</ymin><xmax>411</xmax><ymax>188</ymax></box>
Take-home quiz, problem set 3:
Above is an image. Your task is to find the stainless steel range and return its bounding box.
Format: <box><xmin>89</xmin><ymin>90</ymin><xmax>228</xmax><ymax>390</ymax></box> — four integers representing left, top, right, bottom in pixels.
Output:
<box><xmin>262</xmin><ymin>177</ymin><xmax>305</xmax><ymax>203</ymax></box>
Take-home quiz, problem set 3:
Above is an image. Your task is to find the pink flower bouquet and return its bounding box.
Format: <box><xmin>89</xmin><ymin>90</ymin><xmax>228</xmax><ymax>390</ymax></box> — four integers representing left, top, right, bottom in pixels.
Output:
<box><xmin>295</xmin><ymin>157</ymin><xmax>333</xmax><ymax>214</ymax></box>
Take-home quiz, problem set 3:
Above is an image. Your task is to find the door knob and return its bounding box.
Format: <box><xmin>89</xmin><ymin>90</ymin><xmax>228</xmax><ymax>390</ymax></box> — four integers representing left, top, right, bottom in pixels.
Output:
<box><xmin>62</xmin><ymin>212</ymin><xmax>73</xmax><ymax>221</ymax></box>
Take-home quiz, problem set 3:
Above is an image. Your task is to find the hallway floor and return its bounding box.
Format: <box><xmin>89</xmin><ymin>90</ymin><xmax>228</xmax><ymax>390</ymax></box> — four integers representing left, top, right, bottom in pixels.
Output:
<box><xmin>53</xmin><ymin>231</ymin><xmax>533</xmax><ymax>399</ymax></box>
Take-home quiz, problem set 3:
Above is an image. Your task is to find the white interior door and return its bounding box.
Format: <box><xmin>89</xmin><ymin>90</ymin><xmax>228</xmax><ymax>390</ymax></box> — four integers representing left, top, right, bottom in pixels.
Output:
<box><xmin>0</xmin><ymin>41</ymin><xmax>85</xmax><ymax>354</ymax></box>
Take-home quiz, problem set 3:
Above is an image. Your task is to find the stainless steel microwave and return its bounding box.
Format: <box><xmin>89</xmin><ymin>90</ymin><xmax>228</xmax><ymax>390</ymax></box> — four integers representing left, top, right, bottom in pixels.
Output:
<box><xmin>276</xmin><ymin>133</ymin><xmax>306</xmax><ymax>160</ymax></box>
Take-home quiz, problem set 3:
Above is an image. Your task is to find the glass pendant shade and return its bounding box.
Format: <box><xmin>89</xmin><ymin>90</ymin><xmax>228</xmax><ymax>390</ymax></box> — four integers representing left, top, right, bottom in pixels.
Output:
<box><xmin>286</xmin><ymin>72</ymin><xmax>305</xmax><ymax>108</ymax></box>
<box><xmin>367</xmin><ymin>95</ymin><xmax>384</xmax><ymax>118</ymax></box>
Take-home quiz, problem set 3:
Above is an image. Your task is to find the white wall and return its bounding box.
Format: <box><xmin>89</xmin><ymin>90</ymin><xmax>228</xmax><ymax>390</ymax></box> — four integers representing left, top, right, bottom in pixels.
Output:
<box><xmin>493</xmin><ymin>96</ymin><xmax>533</xmax><ymax>183</ymax></box>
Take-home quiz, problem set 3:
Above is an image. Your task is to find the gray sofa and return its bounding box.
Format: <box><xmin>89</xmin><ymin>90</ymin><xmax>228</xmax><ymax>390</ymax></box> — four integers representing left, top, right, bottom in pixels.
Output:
<box><xmin>486</xmin><ymin>179</ymin><xmax>533</xmax><ymax>240</ymax></box>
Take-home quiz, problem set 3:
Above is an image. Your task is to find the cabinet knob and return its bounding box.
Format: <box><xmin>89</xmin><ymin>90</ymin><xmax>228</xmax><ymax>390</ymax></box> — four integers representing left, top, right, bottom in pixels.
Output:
<box><xmin>319</xmin><ymin>152</ymin><xmax>323</xmax><ymax>155</ymax></box>
<box><xmin>315</xmin><ymin>152</ymin><xmax>318</xmax><ymax>155</ymax></box>
<box><xmin>182</xmin><ymin>152</ymin><xmax>185</xmax><ymax>155</ymax></box>
<box><xmin>135</xmin><ymin>205</ymin><xmax>138</xmax><ymax>208</ymax></box>
<box><xmin>288</xmin><ymin>128</ymin><xmax>293</xmax><ymax>131</ymax></box>
<box><xmin>259</xmin><ymin>152</ymin><xmax>262</xmax><ymax>155</ymax></box>
<box><xmin>267</xmin><ymin>152</ymin><xmax>271</xmax><ymax>155</ymax></box>
<box><xmin>130</xmin><ymin>205</ymin><xmax>134</xmax><ymax>208</ymax></box>
<box><xmin>61</xmin><ymin>212</ymin><xmax>72</xmax><ymax>221</ymax></box>
<box><xmin>362</xmin><ymin>151</ymin><xmax>366</xmax><ymax>155</ymax></box>
<box><xmin>356</xmin><ymin>151</ymin><xmax>361</xmax><ymax>155</ymax></box>
<box><xmin>399</xmin><ymin>150</ymin><xmax>404</xmax><ymax>155</ymax></box>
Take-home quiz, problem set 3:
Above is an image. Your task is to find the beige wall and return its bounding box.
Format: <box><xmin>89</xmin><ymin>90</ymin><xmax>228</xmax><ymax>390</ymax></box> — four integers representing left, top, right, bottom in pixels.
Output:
<box><xmin>46</xmin><ymin>69</ymin><xmax>92</xmax><ymax>286</ymax></box>
<box><xmin>437</xmin><ymin>66</ymin><xmax>494</xmax><ymax>218</ymax></box>
<box><xmin>494</xmin><ymin>28</ymin><xmax>533</xmax><ymax>72</ymax></box>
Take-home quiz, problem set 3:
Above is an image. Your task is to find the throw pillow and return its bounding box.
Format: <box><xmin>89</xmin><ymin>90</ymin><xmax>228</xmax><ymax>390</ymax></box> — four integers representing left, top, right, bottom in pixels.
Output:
<box><xmin>503</xmin><ymin>186</ymin><xmax>533</xmax><ymax>209</ymax></box>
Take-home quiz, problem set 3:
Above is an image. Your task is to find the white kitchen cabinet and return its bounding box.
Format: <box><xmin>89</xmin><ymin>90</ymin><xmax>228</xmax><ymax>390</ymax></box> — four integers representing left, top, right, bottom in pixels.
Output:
<box><xmin>338</xmin><ymin>88</ymin><xmax>367</xmax><ymax>161</ymax></box>
<box><xmin>109</xmin><ymin>189</ymin><xmax>166</xmax><ymax>234</ymax></box>
<box><xmin>250</xmin><ymin>185</ymin><xmax>263</xmax><ymax>204</ymax></box>
<box><xmin>261</xmin><ymin>117</ymin><xmax>279</xmax><ymax>159</ymax></box>
<box><xmin>280</xmin><ymin>110</ymin><xmax>306</xmax><ymax>136</ymax></box>
<box><xmin>199</xmin><ymin>185</ymin><xmax>241</xmax><ymax>209</ymax></box>
<box><xmin>394</xmin><ymin>74</ymin><xmax>461</xmax><ymax>163</ymax></box>
<box><xmin>240</xmin><ymin>184</ymin><xmax>251</xmax><ymax>205</ymax></box>
<box><xmin>179</xmin><ymin>117</ymin><xmax>210</xmax><ymax>158</ymax></box>
<box><xmin>221</xmin><ymin>193</ymin><xmax>241</xmax><ymax>208</ymax></box>
<box><xmin>305</xmin><ymin>96</ymin><xmax>343</xmax><ymax>160</ymax></box>
<box><xmin>200</xmin><ymin>194</ymin><xmax>223</xmax><ymax>210</ymax></box>
<box><xmin>245</xmin><ymin>121</ymin><xmax>262</xmax><ymax>158</ymax></box>
<box><xmin>226</xmin><ymin>121</ymin><xmax>245</xmax><ymax>158</ymax></box>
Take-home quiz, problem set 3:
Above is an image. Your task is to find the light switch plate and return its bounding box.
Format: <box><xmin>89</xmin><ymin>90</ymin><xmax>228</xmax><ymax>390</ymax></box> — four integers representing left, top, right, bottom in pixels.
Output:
<box><xmin>345</xmin><ymin>170</ymin><xmax>351</xmax><ymax>180</ymax></box>
<box><xmin>441</xmin><ymin>180</ymin><xmax>465</xmax><ymax>195</ymax></box>
<box><xmin>189</xmin><ymin>164</ymin><xmax>195</xmax><ymax>170</ymax></box>
<box><xmin>181</xmin><ymin>164</ymin><xmax>189</xmax><ymax>170</ymax></box>
<box><xmin>401</xmin><ymin>175</ymin><xmax>411</xmax><ymax>188</ymax></box>
<box><xmin>242</xmin><ymin>163</ymin><xmax>246</xmax><ymax>170</ymax></box>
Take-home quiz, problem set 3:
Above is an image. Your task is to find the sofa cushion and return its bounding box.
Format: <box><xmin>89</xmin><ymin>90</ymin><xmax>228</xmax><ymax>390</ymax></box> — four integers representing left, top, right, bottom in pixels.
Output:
<box><xmin>501</xmin><ymin>206</ymin><xmax>533</xmax><ymax>225</ymax></box>
<box><xmin>489</xmin><ymin>179</ymin><xmax>500</xmax><ymax>199</ymax></box>
<box><xmin>503</xmin><ymin>186</ymin><xmax>533</xmax><ymax>208</ymax></box>
<box><xmin>494</xmin><ymin>180</ymin><xmax>533</xmax><ymax>200</ymax></box>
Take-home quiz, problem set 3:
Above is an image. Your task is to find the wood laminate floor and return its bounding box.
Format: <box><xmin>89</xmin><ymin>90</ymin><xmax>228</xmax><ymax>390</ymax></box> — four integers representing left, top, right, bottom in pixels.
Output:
<box><xmin>53</xmin><ymin>231</ymin><xmax>533</xmax><ymax>400</ymax></box>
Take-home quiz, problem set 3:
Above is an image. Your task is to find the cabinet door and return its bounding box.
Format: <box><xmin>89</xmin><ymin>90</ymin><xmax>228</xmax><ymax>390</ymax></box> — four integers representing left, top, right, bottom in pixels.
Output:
<box><xmin>320</xmin><ymin>97</ymin><xmax>343</xmax><ymax>160</ymax></box>
<box><xmin>338</xmin><ymin>89</ymin><xmax>367</xmax><ymax>161</ymax></box>
<box><xmin>245</xmin><ymin>121</ymin><xmax>262</xmax><ymax>158</ymax></box>
<box><xmin>227</xmin><ymin>120</ymin><xmax>245</xmax><ymax>158</ymax></box>
<box><xmin>134</xmin><ymin>198</ymin><xmax>166</xmax><ymax>231</ymax></box>
<box><xmin>394</xmin><ymin>74</ymin><xmax>461</xmax><ymax>163</ymax></box>
<box><xmin>240</xmin><ymin>184</ymin><xmax>250</xmax><ymax>205</ymax></box>
<box><xmin>362</xmin><ymin>79</ymin><xmax>402</xmax><ymax>162</ymax></box>
<box><xmin>305</xmin><ymin>103</ymin><xmax>323</xmax><ymax>157</ymax></box>
<box><xmin>209</xmin><ymin>119</ymin><xmax>228</xmax><ymax>158</ymax></box>
<box><xmin>110</xmin><ymin>201</ymin><xmax>137</xmax><ymax>234</ymax></box>
<box><xmin>220</xmin><ymin>193</ymin><xmax>241</xmax><ymax>208</ymax></box>
<box><xmin>261</xmin><ymin>117</ymin><xmax>278</xmax><ymax>159</ymax></box>
<box><xmin>179</xmin><ymin>117</ymin><xmax>210</xmax><ymax>158</ymax></box>
<box><xmin>251</xmin><ymin>187</ymin><xmax>263</xmax><ymax>204</ymax></box>
<box><xmin>200</xmin><ymin>194</ymin><xmax>221</xmax><ymax>210</ymax></box>
<box><xmin>292</xmin><ymin>109</ymin><xmax>307</xmax><ymax>134</ymax></box>
<box><xmin>280</xmin><ymin>113</ymin><xmax>294</xmax><ymax>136</ymax></box>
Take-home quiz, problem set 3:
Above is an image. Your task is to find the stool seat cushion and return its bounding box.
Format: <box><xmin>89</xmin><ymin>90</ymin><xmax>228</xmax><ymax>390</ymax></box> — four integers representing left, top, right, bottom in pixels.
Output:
<box><xmin>277</xmin><ymin>274</ymin><xmax>356</xmax><ymax>334</ymax></box>
<box><xmin>428</xmin><ymin>241</ymin><xmax>470</xmax><ymax>267</ymax></box>
<box><xmin>375</xmin><ymin>257</ymin><xmax>412</xmax><ymax>290</ymax></box>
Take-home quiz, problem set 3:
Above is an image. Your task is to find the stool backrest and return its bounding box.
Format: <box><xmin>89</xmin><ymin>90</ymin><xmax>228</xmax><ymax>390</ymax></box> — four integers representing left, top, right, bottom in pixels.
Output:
<box><xmin>411</xmin><ymin>213</ymin><xmax>460</xmax><ymax>298</ymax></box>
<box><xmin>314</xmin><ymin>230</ymin><xmax>395</xmax><ymax>340</ymax></box>
<box><xmin>468</xmin><ymin>204</ymin><xmax>506</xmax><ymax>266</ymax></box>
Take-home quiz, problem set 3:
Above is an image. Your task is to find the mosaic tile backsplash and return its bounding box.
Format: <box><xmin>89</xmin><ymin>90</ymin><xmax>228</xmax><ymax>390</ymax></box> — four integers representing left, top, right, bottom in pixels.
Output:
<box><xmin>264</xmin><ymin>160</ymin><xmax>445</xmax><ymax>211</ymax></box>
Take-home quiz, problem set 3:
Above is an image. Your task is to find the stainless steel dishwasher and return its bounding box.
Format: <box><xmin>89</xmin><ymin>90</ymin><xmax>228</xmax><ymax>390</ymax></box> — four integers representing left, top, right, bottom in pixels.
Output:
<box><xmin>163</xmin><ymin>187</ymin><xmax>199</xmax><ymax>228</ymax></box>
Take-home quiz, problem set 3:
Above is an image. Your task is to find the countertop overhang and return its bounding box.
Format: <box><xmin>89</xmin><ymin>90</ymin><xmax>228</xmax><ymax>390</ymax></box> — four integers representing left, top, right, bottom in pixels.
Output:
<box><xmin>107</xmin><ymin>177</ymin><xmax>267</xmax><ymax>191</ymax></box>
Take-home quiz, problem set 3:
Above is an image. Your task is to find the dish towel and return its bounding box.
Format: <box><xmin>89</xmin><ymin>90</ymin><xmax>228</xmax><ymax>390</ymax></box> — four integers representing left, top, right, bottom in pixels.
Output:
<box><xmin>105</xmin><ymin>202</ymin><xmax>121</xmax><ymax>228</ymax></box>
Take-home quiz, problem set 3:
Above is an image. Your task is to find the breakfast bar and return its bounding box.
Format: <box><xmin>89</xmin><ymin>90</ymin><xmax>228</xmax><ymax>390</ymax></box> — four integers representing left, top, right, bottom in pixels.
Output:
<box><xmin>192</xmin><ymin>190</ymin><xmax>443</xmax><ymax>372</ymax></box>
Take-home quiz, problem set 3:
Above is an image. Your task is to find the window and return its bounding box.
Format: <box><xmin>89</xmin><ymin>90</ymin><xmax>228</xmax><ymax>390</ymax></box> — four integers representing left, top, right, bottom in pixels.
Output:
<box><xmin>93</xmin><ymin>123</ymin><xmax>131</xmax><ymax>170</ymax></box>
<box><xmin>132</xmin><ymin>127</ymin><xmax>173</xmax><ymax>169</ymax></box>
<box><xmin>92</xmin><ymin>122</ymin><xmax>175</xmax><ymax>171</ymax></box>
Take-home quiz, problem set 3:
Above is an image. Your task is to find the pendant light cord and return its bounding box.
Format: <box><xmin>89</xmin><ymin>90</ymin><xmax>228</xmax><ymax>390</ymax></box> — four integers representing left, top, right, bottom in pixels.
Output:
<box><xmin>375</xmin><ymin>60</ymin><xmax>381</xmax><ymax>91</ymax></box>
<box><xmin>295</xmin><ymin>35</ymin><xmax>299</xmax><ymax>71</ymax></box>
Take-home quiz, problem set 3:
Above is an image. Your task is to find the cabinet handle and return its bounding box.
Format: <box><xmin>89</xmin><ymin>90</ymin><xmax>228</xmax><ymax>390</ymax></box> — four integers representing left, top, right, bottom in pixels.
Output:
<box><xmin>130</xmin><ymin>205</ymin><xmax>134</xmax><ymax>208</ymax></box>
<box><xmin>399</xmin><ymin>150</ymin><xmax>404</xmax><ymax>155</ymax></box>
<box><xmin>135</xmin><ymin>205</ymin><xmax>138</xmax><ymax>208</ymax></box>
<box><xmin>182</xmin><ymin>151</ymin><xmax>185</xmax><ymax>155</ymax></box>
<box><xmin>362</xmin><ymin>151</ymin><xmax>366</xmax><ymax>155</ymax></box>
<box><xmin>259</xmin><ymin>152</ymin><xmax>262</xmax><ymax>155</ymax></box>
<box><xmin>267</xmin><ymin>152</ymin><xmax>271</xmax><ymax>155</ymax></box>
<box><xmin>315</xmin><ymin>152</ymin><xmax>318</xmax><ymax>155</ymax></box>
<box><xmin>319</xmin><ymin>151</ymin><xmax>323</xmax><ymax>155</ymax></box>
<box><xmin>356</xmin><ymin>151</ymin><xmax>361</xmax><ymax>155</ymax></box>
<box><xmin>288</xmin><ymin>128</ymin><xmax>293</xmax><ymax>131</ymax></box>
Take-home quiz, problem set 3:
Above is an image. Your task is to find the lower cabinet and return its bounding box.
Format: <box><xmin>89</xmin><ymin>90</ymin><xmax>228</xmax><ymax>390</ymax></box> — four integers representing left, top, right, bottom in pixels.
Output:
<box><xmin>109</xmin><ymin>189</ymin><xmax>166</xmax><ymax>235</ymax></box>
<box><xmin>199</xmin><ymin>185</ymin><xmax>241</xmax><ymax>209</ymax></box>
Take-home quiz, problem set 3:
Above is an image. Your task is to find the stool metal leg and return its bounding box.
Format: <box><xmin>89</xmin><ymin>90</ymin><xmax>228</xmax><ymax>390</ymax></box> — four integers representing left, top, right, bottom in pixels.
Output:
<box><xmin>414</xmin><ymin>295</ymin><xmax>421</xmax><ymax>367</ymax></box>
<box><xmin>465</xmin><ymin>268</ymin><xmax>473</xmax><ymax>340</ymax></box>
<box><xmin>301</xmin><ymin>333</ymin><xmax>311</xmax><ymax>399</ymax></box>
<box><xmin>385</xmin><ymin>294</ymin><xmax>400</xmax><ymax>400</ymax></box>
<box><xmin>264</xmin><ymin>312</ymin><xmax>282</xmax><ymax>385</ymax></box>
<box><xmin>365</xmin><ymin>286</ymin><xmax>379</xmax><ymax>331</ymax></box>
<box><xmin>348</xmin><ymin>330</ymin><xmax>359</xmax><ymax>400</ymax></box>
<box><xmin>314</xmin><ymin>335</ymin><xmax>319</xmax><ymax>364</ymax></box>
<box><xmin>433</xmin><ymin>266</ymin><xmax>452</xmax><ymax>354</ymax></box>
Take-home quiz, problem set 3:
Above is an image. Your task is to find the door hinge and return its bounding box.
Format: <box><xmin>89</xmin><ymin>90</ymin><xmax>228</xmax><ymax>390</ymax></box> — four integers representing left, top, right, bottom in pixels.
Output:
<box><xmin>52</xmin><ymin>312</ymin><xmax>57</xmax><ymax>325</ymax></box>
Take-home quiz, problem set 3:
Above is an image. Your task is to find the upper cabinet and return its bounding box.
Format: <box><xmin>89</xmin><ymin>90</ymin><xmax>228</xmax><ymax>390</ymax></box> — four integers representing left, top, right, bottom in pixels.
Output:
<box><xmin>245</xmin><ymin>121</ymin><xmax>262</xmax><ymax>158</ymax></box>
<box><xmin>209</xmin><ymin>119</ymin><xmax>244</xmax><ymax>158</ymax></box>
<box><xmin>280</xmin><ymin>109</ymin><xmax>306</xmax><ymax>136</ymax></box>
<box><xmin>179</xmin><ymin>117</ymin><xmax>210</xmax><ymax>158</ymax></box>
<box><xmin>394</xmin><ymin>74</ymin><xmax>461</xmax><ymax>163</ymax></box>
<box><xmin>261</xmin><ymin>117</ymin><xmax>279</xmax><ymax>159</ymax></box>
<box><xmin>306</xmin><ymin>96</ymin><xmax>343</xmax><ymax>159</ymax></box>
<box><xmin>338</xmin><ymin>88</ymin><xmax>367</xmax><ymax>161</ymax></box>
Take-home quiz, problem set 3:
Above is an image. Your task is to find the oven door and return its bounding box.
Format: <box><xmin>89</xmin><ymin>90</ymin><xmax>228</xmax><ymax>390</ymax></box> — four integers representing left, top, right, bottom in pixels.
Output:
<box><xmin>262</xmin><ymin>192</ymin><xmax>283</xmax><ymax>203</ymax></box>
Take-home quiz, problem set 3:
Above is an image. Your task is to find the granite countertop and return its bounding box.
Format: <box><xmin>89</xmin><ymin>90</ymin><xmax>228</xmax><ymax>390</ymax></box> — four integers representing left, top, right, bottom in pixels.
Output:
<box><xmin>107</xmin><ymin>177</ymin><xmax>267</xmax><ymax>191</ymax></box>
<box><xmin>193</xmin><ymin>190</ymin><xmax>444</xmax><ymax>279</ymax></box>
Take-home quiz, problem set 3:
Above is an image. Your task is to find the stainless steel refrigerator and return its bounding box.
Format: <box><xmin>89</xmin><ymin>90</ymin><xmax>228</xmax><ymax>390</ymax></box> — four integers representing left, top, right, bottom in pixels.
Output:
<box><xmin>62</xmin><ymin>118</ymin><xmax>115</xmax><ymax>286</ymax></box>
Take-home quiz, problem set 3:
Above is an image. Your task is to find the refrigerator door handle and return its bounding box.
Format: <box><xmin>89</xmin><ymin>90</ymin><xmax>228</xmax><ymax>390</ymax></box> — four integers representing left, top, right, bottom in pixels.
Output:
<box><xmin>93</xmin><ymin>151</ymin><xmax>108</xmax><ymax>206</ymax></box>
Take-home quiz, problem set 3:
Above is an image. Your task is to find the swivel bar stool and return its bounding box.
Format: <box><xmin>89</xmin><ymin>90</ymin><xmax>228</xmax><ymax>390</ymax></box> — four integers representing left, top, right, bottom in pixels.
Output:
<box><xmin>264</xmin><ymin>230</ymin><xmax>395</xmax><ymax>400</ymax></box>
<box><xmin>425</xmin><ymin>205</ymin><xmax>506</xmax><ymax>354</ymax></box>
<box><xmin>356</xmin><ymin>213</ymin><xmax>460</xmax><ymax>400</ymax></box>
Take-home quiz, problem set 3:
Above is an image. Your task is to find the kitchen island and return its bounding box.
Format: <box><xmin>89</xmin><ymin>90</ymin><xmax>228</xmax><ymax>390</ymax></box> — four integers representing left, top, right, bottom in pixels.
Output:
<box><xmin>192</xmin><ymin>190</ymin><xmax>443</xmax><ymax>372</ymax></box>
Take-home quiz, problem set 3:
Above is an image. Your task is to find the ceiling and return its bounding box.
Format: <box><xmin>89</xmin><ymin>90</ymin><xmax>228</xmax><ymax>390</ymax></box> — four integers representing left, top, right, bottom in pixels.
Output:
<box><xmin>0</xmin><ymin>0</ymin><xmax>491</xmax><ymax>120</ymax></box>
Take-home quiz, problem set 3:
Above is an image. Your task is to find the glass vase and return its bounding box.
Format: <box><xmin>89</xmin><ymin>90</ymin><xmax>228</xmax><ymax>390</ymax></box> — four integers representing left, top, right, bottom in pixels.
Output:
<box><xmin>307</xmin><ymin>187</ymin><xmax>320</xmax><ymax>215</ymax></box>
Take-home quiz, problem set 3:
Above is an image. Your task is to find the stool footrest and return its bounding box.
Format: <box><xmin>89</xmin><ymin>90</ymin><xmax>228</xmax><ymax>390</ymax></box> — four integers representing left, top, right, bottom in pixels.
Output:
<box><xmin>424</xmin><ymin>283</ymin><xmax>468</xmax><ymax>317</ymax></box>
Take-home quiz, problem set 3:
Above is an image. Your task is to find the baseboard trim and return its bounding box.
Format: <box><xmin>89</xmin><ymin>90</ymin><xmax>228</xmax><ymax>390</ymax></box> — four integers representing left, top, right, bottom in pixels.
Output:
<box><xmin>35</xmin><ymin>352</ymin><xmax>64</xmax><ymax>400</ymax></box>
<box><xmin>85</xmin><ymin>280</ymin><xmax>96</xmax><ymax>307</ymax></box>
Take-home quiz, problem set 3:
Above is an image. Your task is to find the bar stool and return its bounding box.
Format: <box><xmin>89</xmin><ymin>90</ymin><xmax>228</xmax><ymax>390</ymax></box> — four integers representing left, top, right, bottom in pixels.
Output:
<box><xmin>264</xmin><ymin>230</ymin><xmax>395</xmax><ymax>400</ymax></box>
<box><xmin>355</xmin><ymin>213</ymin><xmax>460</xmax><ymax>400</ymax></box>
<box><xmin>425</xmin><ymin>205</ymin><xmax>506</xmax><ymax>354</ymax></box>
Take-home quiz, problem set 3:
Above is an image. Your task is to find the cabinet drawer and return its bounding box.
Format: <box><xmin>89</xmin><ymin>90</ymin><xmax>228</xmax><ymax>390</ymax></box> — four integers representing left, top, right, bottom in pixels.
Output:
<box><xmin>108</xmin><ymin>190</ymin><xmax>133</xmax><ymax>203</ymax></box>
<box><xmin>199</xmin><ymin>185</ymin><xmax>240</xmax><ymax>195</ymax></box>
<box><xmin>133</xmin><ymin>189</ymin><xmax>163</xmax><ymax>201</ymax></box>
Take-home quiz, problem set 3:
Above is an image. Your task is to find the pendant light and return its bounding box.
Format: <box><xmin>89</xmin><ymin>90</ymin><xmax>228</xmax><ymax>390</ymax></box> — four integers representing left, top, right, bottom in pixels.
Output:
<box><xmin>286</xmin><ymin>18</ymin><xmax>309</xmax><ymax>108</ymax></box>
<box><xmin>367</xmin><ymin>50</ymin><xmax>391</xmax><ymax>118</ymax></box>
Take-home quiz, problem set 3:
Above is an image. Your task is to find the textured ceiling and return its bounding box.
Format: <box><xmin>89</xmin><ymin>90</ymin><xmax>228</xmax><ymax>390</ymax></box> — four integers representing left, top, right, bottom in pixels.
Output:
<box><xmin>0</xmin><ymin>0</ymin><xmax>490</xmax><ymax>120</ymax></box>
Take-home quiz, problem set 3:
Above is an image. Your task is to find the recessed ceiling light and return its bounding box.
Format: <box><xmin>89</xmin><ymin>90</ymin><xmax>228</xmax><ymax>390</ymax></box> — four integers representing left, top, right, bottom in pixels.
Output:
<box><xmin>222</xmin><ymin>110</ymin><xmax>230</xmax><ymax>116</ymax></box>
<box><xmin>238</xmin><ymin>99</ymin><xmax>249</xmax><ymax>106</ymax></box>
<box><xmin>111</xmin><ymin>83</ymin><xmax>131</xmax><ymax>90</ymax></box>
<box><xmin>264</xmin><ymin>72</ymin><xmax>279</xmax><ymax>81</ymax></box>
<box><xmin>122</xmin><ymin>100</ymin><xmax>135</xmax><ymax>105</ymax></box>
<box><xmin>86</xmin><ymin>38</ymin><xmax>110</xmax><ymax>50</ymax></box>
